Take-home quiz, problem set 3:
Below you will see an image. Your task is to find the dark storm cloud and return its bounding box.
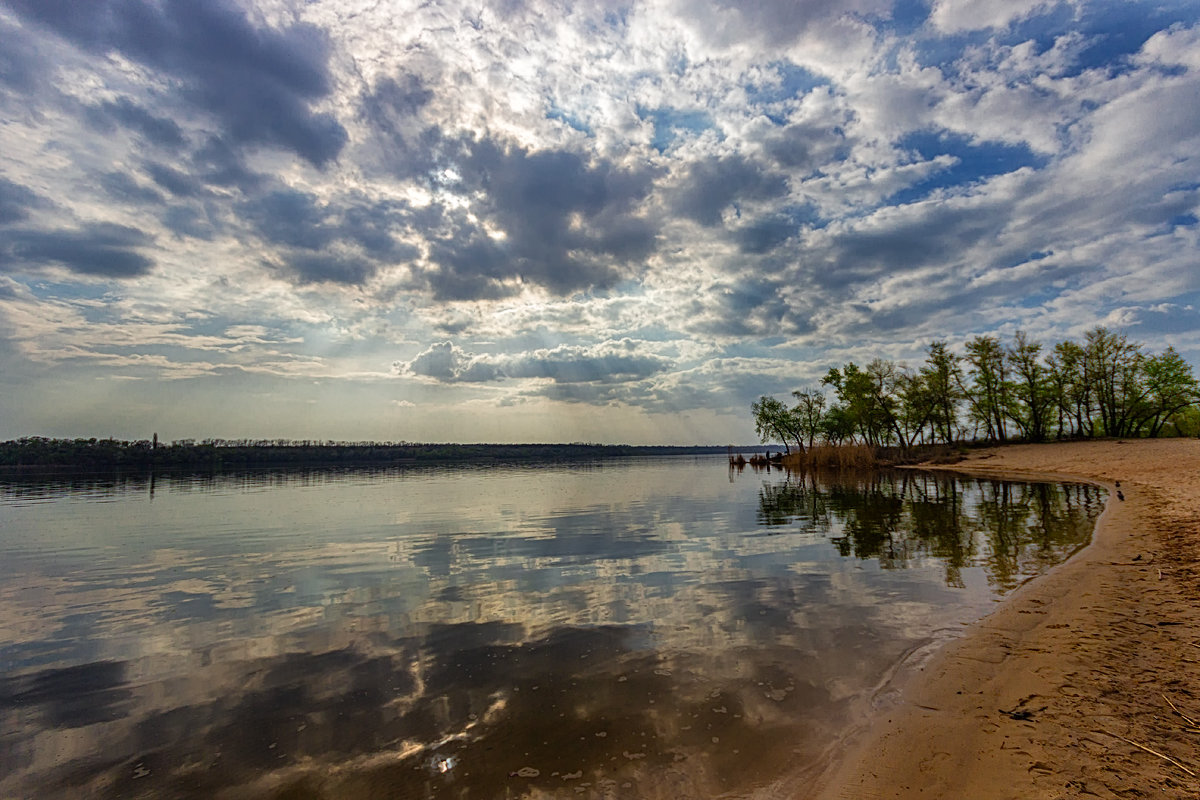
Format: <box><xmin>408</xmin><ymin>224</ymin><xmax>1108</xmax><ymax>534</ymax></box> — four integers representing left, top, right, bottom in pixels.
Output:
<box><xmin>362</xmin><ymin>79</ymin><xmax>663</xmax><ymax>300</ymax></box>
<box><xmin>0</xmin><ymin>177</ymin><xmax>49</xmax><ymax>225</ymax></box>
<box><xmin>85</xmin><ymin>98</ymin><xmax>186</xmax><ymax>149</ymax></box>
<box><xmin>2</xmin><ymin>222</ymin><xmax>154</xmax><ymax>277</ymax></box>
<box><xmin>420</xmin><ymin>140</ymin><xmax>660</xmax><ymax>300</ymax></box>
<box><xmin>5</xmin><ymin>0</ymin><xmax>347</xmax><ymax>166</ymax></box>
<box><xmin>528</xmin><ymin>381</ymin><xmax>633</xmax><ymax>405</ymax></box>
<box><xmin>424</xmin><ymin>231</ymin><xmax>519</xmax><ymax>301</ymax></box>
<box><xmin>671</xmin><ymin>155</ymin><xmax>789</xmax><ymax>227</ymax></box>
<box><xmin>359</xmin><ymin>71</ymin><xmax>457</xmax><ymax>183</ymax></box>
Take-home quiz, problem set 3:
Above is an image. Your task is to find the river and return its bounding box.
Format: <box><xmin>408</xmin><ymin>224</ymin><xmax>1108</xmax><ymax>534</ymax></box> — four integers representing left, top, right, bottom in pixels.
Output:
<box><xmin>0</xmin><ymin>457</ymin><xmax>1103</xmax><ymax>799</ymax></box>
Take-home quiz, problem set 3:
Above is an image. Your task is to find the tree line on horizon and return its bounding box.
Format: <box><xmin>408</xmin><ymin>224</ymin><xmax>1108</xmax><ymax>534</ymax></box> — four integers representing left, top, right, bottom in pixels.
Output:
<box><xmin>0</xmin><ymin>439</ymin><xmax>739</xmax><ymax>470</ymax></box>
<box><xmin>752</xmin><ymin>327</ymin><xmax>1200</xmax><ymax>454</ymax></box>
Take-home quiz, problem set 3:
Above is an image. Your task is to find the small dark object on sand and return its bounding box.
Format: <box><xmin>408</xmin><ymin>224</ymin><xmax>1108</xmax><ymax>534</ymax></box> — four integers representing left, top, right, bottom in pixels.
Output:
<box><xmin>1002</xmin><ymin>709</ymin><xmax>1036</xmax><ymax>721</ymax></box>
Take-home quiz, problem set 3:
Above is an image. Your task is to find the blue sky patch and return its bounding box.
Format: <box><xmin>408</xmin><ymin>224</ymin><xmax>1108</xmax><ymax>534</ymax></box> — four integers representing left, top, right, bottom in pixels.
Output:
<box><xmin>546</xmin><ymin>105</ymin><xmax>594</xmax><ymax>137</ymax></box>
<box><xmin>745</xmin><ymin>62</ymin><xmax>831</xmax><ymax>105</ymax></box>
<box><xmin>637</xmin><ymin>106</ymin><xmax>716</xmax><ymax>152</ymax></box>
<box><xmin>888</xmin><ymin>130</ymin><xmax>1047</xmax><ymax>205</ymax></box>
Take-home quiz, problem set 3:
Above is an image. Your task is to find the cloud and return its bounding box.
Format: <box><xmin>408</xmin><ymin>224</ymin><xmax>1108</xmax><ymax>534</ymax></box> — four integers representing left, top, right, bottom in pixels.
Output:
<box><xmin>98</xmin><ymin>171</ymin><xmax>166</xmax><ymax>206</ymax></box>
<box><xmin>403</xmin><ymin>340</ymin><xmax>671</xmax><ymax>385</ymax></box>
<box><xmin>188</xmin><ymin>136</ymin><xmax>264</xmax><ymax>192</ymax></box>
<box><xmin>663</xmin><ymin>0</ymin><xmax>892</xmax><ymax>50</ymax></box>
<box><xmin>282</xmin><ymin>252</ymin><xmax>377</xmax><ymax>286</ymax></box>
<box><xmin>403</xmin><ymin>341</ymin><xmax>502</xmax><ymax>382</ymax></box>
<box><xmin>0</xmin><ymin>178</ymin><xmax>49</xmax><ymax>225</ymax></box>
<box><xmin>929</xmin><ymin>0</ymin><xmax>1063</xmax><ymax>34</ymax></box>
<box><xmin>234</xmin><ymin>188</ymin><xmax>418</xmax><ymax>285</ymax></box>
<box><xmin>1138</xmin><ymin>23</ymin><xmax>1200</xmax><ymax>71</ymax></box>
<box><xmin>145</xmin><ymin>161</ymin><xmax>207</xmax><ymax>198</ymax></box>
<box><xmin>85</xmin><ymin>98</ymin><xmax>186</xmax><ymax>149</ymax></box>
<box><xmin>671</xmin><ymin>155</ymin><xmax>789</xmax><ymax>227</ymax></box>
<box><xmin>504</xmin><ymin>341</ymin><xmax>672</xmax><ymax>383</ymax></box>
<box><xmin>0</xmin><ymin>18</ymin><xmax>39</xmax><ymax>92</ymax></box>
<box><xmin>418</xmin><ymin>139</ymin><xmax>661</xmax><ymax>300</ymax></box>
<box><xmin>2</xmin><ymin>222</ymin><xmax>155</xmax><ymax>277</ymax></box>
<box><xmin>5</xmin><ymin>0</ymin><xmax>347</xmax><ymax>166</ymax></box>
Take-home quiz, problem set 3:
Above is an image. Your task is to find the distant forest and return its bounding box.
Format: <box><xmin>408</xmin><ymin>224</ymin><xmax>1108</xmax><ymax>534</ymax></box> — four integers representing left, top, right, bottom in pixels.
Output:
<box><xmin>0</xmin><ymin>439</ymin><xmax>743</xmax><ymax>471</ymax></box>
<box><xmin>753</xmin><ymin>327</ymin><xmax>1200</xmax><ymax>453</ymax></box>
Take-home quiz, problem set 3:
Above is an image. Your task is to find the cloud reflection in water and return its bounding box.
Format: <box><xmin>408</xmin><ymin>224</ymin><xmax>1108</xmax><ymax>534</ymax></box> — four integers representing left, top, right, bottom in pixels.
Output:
<box><xmin>0</xmin><ymin>460</ymin><xmax>1102</xmax><ymax>798</ymax></box>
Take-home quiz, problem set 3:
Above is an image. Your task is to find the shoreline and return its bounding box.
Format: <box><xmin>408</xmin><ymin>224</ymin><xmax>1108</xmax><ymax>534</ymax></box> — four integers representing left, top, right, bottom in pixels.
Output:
<box><xmin>812</xmin><ymin>439</ymin><xmax>1200</xmax><ymax>799</ymax></box>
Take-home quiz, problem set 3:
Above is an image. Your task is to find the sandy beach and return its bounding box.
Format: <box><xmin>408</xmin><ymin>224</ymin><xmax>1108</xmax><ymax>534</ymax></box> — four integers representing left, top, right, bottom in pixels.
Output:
<box><xmin>814</xmin><ymin>439</ymin><xmax>1200</xmax><ymax>799</ymax></box>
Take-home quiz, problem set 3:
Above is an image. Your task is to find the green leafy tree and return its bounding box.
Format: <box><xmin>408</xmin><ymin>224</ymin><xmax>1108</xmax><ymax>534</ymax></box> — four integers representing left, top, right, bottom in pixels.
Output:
<box><xmin>962</xmin><ymin>336</ymin><xmax>1011</xmax><ymax>442</ymax></box>
<box><xmin>791</xmin><ymin>389</ymin><xmax>827</xmax><ymax>450</ymax></box>
<box><xmin>751</xmin><ymin>395</ymin><xmax>803</xmax><ymax>454</ymax></box>
<box><xmin>823</xmin><ymin>361</ymin><xmax>904</xmax><ymax>447</ymax></box>
<box><xmin>919</xmin><ymin>341</ymin><xmax>963</xmax><ymax>443</ymax></box>
<box><xmin>1138</xmin><ymin>346</ymin><xmax>1200</xmax><ymax>436</ymax></box>
<box><xmin>1047</xmin><ymin>340</ymin><xmax>1089</xmax><ymax>438</ymax></box>
<box><xmin>1007</xmin><ymin>331</ymin><xmax>1053</xmax><ymax>442</ymax></box>
<box><xmin>1081</xmin><ymin>327</ymin><xmax>1145</xmax><ymax>437</ymax></box>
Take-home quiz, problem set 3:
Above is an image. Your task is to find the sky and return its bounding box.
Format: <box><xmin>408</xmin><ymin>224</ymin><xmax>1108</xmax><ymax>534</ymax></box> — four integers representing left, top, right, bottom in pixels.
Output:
<box><xmin>1</xmin><ymin>0</ymin><xmax>1198</xmax><ymax>445</ymax></box>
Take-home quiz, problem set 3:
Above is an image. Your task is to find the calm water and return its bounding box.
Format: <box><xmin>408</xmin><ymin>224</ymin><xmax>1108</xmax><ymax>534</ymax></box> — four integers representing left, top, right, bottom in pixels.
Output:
<box><xmin>0</xmin><ymin>458</ymin><xmax>1103</xmax><ymax>799</ymax></box>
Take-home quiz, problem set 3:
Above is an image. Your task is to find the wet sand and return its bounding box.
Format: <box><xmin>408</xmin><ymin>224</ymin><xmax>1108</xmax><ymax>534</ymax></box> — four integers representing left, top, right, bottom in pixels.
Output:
<box><xmin>813</xmin><ymin>439</ymin><xmax>1200</xmax><ymax>800</ymax></box>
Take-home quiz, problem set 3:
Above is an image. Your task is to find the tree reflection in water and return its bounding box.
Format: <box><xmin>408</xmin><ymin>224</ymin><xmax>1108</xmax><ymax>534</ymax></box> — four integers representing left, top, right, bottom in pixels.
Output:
<box><xmin>756</xmin><ymin>468</ymin><xmax>1101</xmax><ymax>590</ymax></box>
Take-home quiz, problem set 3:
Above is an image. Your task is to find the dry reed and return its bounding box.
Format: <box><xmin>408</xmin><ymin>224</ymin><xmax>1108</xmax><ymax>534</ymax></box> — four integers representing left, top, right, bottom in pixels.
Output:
<box><xmin>781</xmin><ymin>444</ymin><xmax>878</xmax><ymax>470</ymax></box>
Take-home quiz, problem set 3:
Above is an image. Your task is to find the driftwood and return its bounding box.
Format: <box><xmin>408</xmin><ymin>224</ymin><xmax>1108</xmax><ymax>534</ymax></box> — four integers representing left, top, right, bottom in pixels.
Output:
<box><xmin>1096</xmin><ymin>730</ymin><xmax>1197</xmax><ymax>777</ymax></box>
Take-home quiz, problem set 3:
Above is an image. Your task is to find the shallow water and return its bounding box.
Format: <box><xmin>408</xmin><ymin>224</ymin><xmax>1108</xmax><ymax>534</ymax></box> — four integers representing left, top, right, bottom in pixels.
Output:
<box><xmin>0</xmin><ymin>458</ymin><xmax>1103</xmax><ymax>799</ymax></box>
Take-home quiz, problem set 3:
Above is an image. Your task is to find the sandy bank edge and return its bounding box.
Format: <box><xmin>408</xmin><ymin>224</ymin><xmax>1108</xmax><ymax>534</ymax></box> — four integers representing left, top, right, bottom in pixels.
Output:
<box><xmin>809</xmin><ymin>440</ymin><xmax>1200</xmax><ymax>800</ymax></box>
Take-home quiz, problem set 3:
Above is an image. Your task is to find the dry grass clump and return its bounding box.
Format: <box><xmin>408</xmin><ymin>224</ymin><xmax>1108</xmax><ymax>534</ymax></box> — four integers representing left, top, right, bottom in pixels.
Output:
<box><xmin>781</xmin><ymin>444</ymin><xmax>878</xmax><ymax>470</ymax></box>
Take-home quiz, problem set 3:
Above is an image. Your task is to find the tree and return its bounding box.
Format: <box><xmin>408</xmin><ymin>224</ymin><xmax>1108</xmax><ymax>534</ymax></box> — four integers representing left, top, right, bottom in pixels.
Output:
<box><xmin>1138</xmin><ymin>346</ymin><xmax>1200</xmax><ymax>436</ymax></box>
<box><xmin>751</xmin><ymin>395</ymin><xmax>803</xmax><ymax>454</ymax></box>
<box><xmin>823</xmin><ymin>361</ymin><xmax>904</xmax><ymax>447</ymax></box>
<box><xmin>791</xmin><ymin>389</ymin><xmax>826</xmax><ymax>450</ymax></box>
<box><xmin>898</xmin><ymin>370</ymin><xmax>937</xmax><ymax>446</ymax></box>
<box><xmin>821</xmin><ymin>404</ymin><xmax>856</xmax><ymax>446</ymax></box>
<box><xmin>961</xmin><ymin>336</ymin><xmax>1012</xmax><ymax>442</ymax></box>
<box><xmin>920</xmin><ymin>341</ymin><xmax>963</xmax><ymax>443</ymax></box>
<box><xmin>1082</xmin><ymin>327</ymin><xmax>1144</xmax><ymax>437</ymax></box>
<box><xmin>1047</xmin><ymin>340</ymin><xmax>1088</xmax><ymax>438</ymax></box>
<box><xmin>1007</xmin><ymin>331</ymin><xmax>1053</xmax><ymax>442</ymax></box>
